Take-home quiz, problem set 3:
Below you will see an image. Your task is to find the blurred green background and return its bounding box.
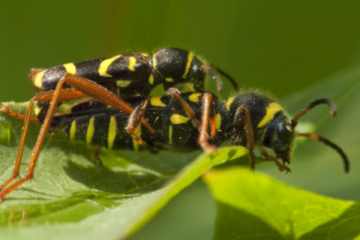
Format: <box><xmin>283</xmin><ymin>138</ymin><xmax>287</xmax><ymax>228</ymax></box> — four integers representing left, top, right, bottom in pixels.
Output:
<box><xmin>1</xmin><ymin>1</ymin><xmax>359</xmax><ymax>239</ymax></box>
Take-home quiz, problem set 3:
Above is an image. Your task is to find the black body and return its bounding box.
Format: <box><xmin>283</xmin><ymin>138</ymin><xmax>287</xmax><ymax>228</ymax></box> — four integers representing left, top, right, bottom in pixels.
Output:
<box><xmin>32</xmin><ymin>48</ymin><xmax>224</xmax><ymax>98</ymax></box>
<box><xmin>42</xmin><ymin>92</ymin><xmax>294</xmax><ymax>161</ymax></box>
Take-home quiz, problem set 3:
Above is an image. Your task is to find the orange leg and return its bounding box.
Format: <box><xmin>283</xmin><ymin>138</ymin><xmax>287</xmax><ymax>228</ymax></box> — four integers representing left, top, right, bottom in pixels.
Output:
<box><xmin>198</xmin><ymin>93</ymin><xmax>216</xmax><ymax>153</ymax></box>
<box><xmin>0</xmin><ymin>101</ymin><xmax>34</xmax><ymax>190</ymax></box>
<box><xmin>0</xmin><ymin>88</ymin><xmax>87</xmax><ymax>122</ymax></box>
<box><xmin>209</xmin><ymin>116</ymin><xmax>217</xmax><ymax>138</ymax></box>
<box><xmin>126</xmin><ymin>99</ymin><xmax>149</xmax><ymax>135</ymax></box>
<box><xmin>0</xmin><ymin>105</ymin><xmax>38</xmax><ymax>122</ymax></box>
<box><xmin>234</xmin><ymin>105</ymin><xmax>256</xmax><ymax>169</ymax></box>
<box><xmin>0</xmin><ymin>78</ymin><xmax>66</xmax><ymax>199</ymax></box>
<box><xmin>0</xmin><ymin>89</ymin><xmax>90</xmax><ymax>191</ymax></box>
<box><xmin>35</xmin><ymin>88</ymin><xmax>86</xmax><ymax>103</ymax></box>
<box><xmin>166</xmin><ymin>88</ymin><xmax>200</xmax><ymax>128</ymax></box>
<box><xmin>0</xmin><ymin>74</ymin><xmax>154</xmax><ymax>200</ymax></box>
<box><xmin>2</xmin><ymin>76</ymin><xmax>155</xmax><ymax>133</ymax></box>
<box><xmin>167</xmin><ymin>88</ymin><xmax>217</xmax><ymax>139</ymax></box>
<box><xmin>125</xmin><ymin>99</ymin><xmax>148</xmax><ymax>145</ymax></box>
<box><xmin>59</xmin><ymin>74</ymin><xmax>155</xmax><ymax>134</ymax></box>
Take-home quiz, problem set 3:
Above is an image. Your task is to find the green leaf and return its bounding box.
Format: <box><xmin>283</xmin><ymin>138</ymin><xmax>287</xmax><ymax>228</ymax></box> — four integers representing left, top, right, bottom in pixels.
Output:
<box><xmin>0</xmin><ymin>111</ymin><xmax>247</xmax><ymax>240</ymax></box>
<box><xmin>204</xmin><ymin>167</ymin><xmax>360</xmax><ymax>240</ymax></box>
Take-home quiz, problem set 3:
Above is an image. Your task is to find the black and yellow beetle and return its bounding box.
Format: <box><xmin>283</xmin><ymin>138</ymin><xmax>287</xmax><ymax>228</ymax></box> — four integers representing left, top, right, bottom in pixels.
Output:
<box><xmin>32</xmin><ymin>90</ymin><xmax>351</xmax><ymax>173</ymax></box>
<box><xmin>0</xmin><ymin>48</ymin><xmax>237</xmax><ymax>201</ymax></box>
<box><xmin>22</xmin><ymin>47</ymin><xmax>238</xmax><ymax>142</ymax></box>
<box><xmin>30</xmin><ymin>47</ymin><xmax>238</xmax><ymax>97</ymax></box>
<box><xmin>0</xmin><ymin>47</ymin><xmax>349</xmax><ymax>201</ymax></box>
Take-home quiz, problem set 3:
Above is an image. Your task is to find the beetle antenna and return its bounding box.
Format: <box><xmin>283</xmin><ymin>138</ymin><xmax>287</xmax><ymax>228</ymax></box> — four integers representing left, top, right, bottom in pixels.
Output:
<box><xmin>291</xmin><ymin>98</ymin><xmax>337</xmax><ymax>128</ymax></box>
<box><xmin>296</xmin><ymin>132</ymin><xmax>350</xmax><ymax>173</ymax></box>
<box><xmin>212</xmin><ymin>65</ymin><xmax>239</xmax><ymax>91</ymax></box>
<box><xmin>203</xmin><ymin>64</ymin><xmax>239</xmax><ymax>92</ymax></box>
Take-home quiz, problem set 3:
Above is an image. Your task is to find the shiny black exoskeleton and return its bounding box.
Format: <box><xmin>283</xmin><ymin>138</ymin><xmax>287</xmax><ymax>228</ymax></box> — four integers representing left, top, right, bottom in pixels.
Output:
<box><xmin>40</xmin><ymin>91</ymin><xmax>349</xmax><ymax>172</ymax></box>
<box><xmin>31</xmin><ymin>48</ymin><xmax>238</xmax><ymax>98</ymax></box>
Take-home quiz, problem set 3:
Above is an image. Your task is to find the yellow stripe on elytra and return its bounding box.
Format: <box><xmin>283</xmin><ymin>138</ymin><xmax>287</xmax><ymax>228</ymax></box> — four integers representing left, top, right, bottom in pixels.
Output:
<box><xmin>128</xmin><ymin>56</ymin><xmax>137</xmax><ymax>71</ymax></box>
<box><xmin>148</xmin><ymin>74</ymin><xmax>155</xmax><ymax>85</ymax></box>
<box><xmin>170</xmin><ymin>114</ymin><xmax>189</xmax><ymax>125</ymax></box>
<box><xmin>107</xmin><ymin>116</ymin><xmax>117</xmax><ymax>149</ymax></box>
<box><xmin>63</xmin><ymin>63</ymin><xmax>77</xmax><ymax>74</ymax></box>
<box><xmin>188</xmin><ymin>93</ymin><xmax>202</xmax><ymax>103</ymax></box>
<box><xmin>33</xmin><ymin>70</ymin><xmax>45</xmax><ymax>88</ymax></box>
<box><xmin>152</xmin><ymin>54</ymin><xmax>158</xmax><ymax>69</ymax></box>
<box><xmin>150</xmin><ymin>96</ymin><xmax>166</xmax><ymax>107</ymax></box>
<box><xmin>98</xmin><ymin>55</ymin><xmax>121</xmax><ymax>77</ymax></box>
<box><xmin>86</xmin><ymin>117</ymin><xmax>95</xmax><ymax>144</ymax></box>
<box><xmin>257</xmin><ymin>102</ymin><xmax>283</xmax><ymax>128</ymax></box>
<box><xmin>116</xmin><ymin>80</ymin><xmax>131</xmax><ymax>88</ymax></box>
<box><xmin>69</xmin><ymin>120</ymin><xmax>77</xmax><ymax>141</ymax></box>
<box><xmin>182</xmin><ymin>52</ymin><xmax>194</xmax><ymax>78</ymax></box>
<box><xmin>225</xmin><ymin>96</ymin><xmax>235</xmax><ymax>110</ymax></box>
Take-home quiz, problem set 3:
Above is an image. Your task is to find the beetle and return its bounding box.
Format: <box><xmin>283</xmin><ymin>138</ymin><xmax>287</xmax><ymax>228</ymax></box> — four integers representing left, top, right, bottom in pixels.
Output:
<box><xmin>0</xmin><ymin>89</ymin><xmax>349</xmax><ymax>201</ymax></box>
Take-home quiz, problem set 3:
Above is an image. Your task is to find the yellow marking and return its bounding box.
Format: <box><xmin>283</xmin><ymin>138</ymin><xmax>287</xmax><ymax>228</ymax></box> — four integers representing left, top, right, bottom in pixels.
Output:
<box><xmin>165</xmin><ymin>77</ymin><xmax>174</xmax><ymax>82</ymax></box>
<box><xmin>33</xmin><ymin>103</ymin><xmax>42</xmax><ymax>116</ymax></box>
<box><xmin>148</xmin><ymin>74</ymin><xmax>155</xmax><ymax>85</ymax></box>
<box><xmin>141</xmin><ymin>53</ymin><xmax>149</xmax><ymax>57</ymax></box>
<box><xmin>257</xmin><ymin>102</ymin><xmax>283</xmax><ymax>128</ymax></box>
<box><xmin>182</xmin><ymin>51</ymin><xmax>194</xmax><ymax>78</ymax></box>
<box><xmin>98</xmin><ymin>55</ymin><xmax>121</xmax><ymax>77</ymax></box>
<box><xmin>152</xmin><ymin>54</ymin><xmax>158</xmax><ymax>69</ymax></box>
<box><xmin>170</xmin><ymin>114</ymin><xmax>189</xmax><ymax>125</ymax></box>
<box><xmin>33</xmin><ymin>70</ymin><xmax>45</xmax><ymax>89</ymax></box>
<box><xmin>63</xmin><ymin>63</ymin><xmax>77</xmax><ymax>74</ymax></box>
<box><xmin>86</xmin><ymin>116</ymin><xmax>95</xmax><ymax>144</ymax></box>
<box><xmin>107</xmin><ymin>115</ymin><xmax>117</xmax><ymax>149</ymax></box>
<box><xmin>56</xmin><ymin>98</ymin><xmax>92</xmax><ymax>115</ymax></box>
<box><xmin>128</xmin><ymin>56</ymin><xmax>137</xmax><ymax>71</ymax></box>
<box><xmin>168</xmin><ymin>125</ymin><xmax>173</xmax><ymax>145</ymax></box>
<box><xmin>150</xmin><ymin>96</ymin><xmax>166</xmax><ymax>107</ymax></box>
<box><xmin>188</xmin><ymin>93</ymin><xmax>202</xmax><ymax>103</ymax></box>
<box><xmin>215</xmin><ymin>113</ymin><xmax>222</xmax><ymax>129</ymax></box>
<box><xmin>69</xmin><ymin>120</ymin><xmax>77</xmax><ymax>141</ymax></box>
<box><xmin>116</xmin><ymin>80</ymin><xmax>131</xmax><ymax>88</ymax></box>
<box><xmin>225</xmin><ymin>96</ymin><xmax>235</xmax><ymax>110</ymax></box>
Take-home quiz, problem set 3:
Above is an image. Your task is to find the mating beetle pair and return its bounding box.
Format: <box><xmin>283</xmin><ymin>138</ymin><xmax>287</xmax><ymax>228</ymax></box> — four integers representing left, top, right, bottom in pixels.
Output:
<box><xmin>0</xmin><ymin>48</ymin><xmax>349</xmax><ymax>201</ymax></box>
